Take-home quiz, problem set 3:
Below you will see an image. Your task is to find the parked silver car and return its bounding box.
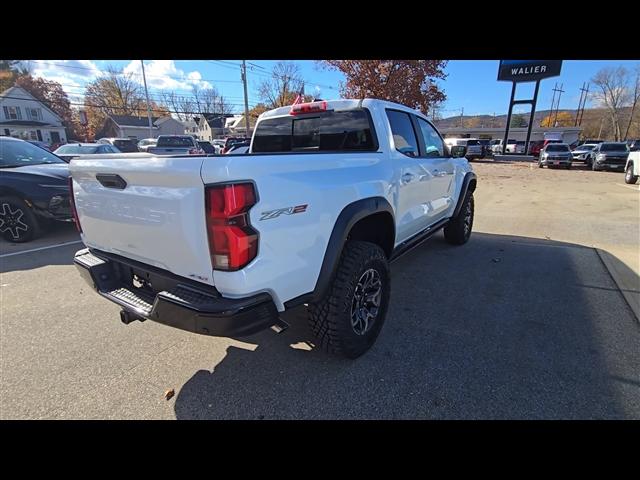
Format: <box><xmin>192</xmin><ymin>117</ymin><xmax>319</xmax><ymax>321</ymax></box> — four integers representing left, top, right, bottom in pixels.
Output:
<box><xmin>53</xmin><ymin>143</ymin><xmax>121</xmax><ymax>162</ymax></box>
<box><xmin>137</xmin><ymin>138</ymin><xmax>157</xmax><ymax>152</ymax></box>
<box><xmin>538</xmin><ymin>143</ymin><xmax>572</xmax><ymax>169</ymax></box>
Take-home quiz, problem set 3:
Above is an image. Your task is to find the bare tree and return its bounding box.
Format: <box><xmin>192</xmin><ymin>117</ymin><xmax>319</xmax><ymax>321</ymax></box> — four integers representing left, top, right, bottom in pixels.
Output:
<box><xmin>591</xmin><ymin>66</ymin><xmax>631</xmax><ymax>141</ymax></box>
<box><xmin>623</xmin><ymin>65</ymin><xmax>640</xmax><ymax>141</ymax></box>
<box><xmin>257</xmin><ymin>61</ymin><xmax>305</xmax><ymax>108</ymax></box>
<box><xmin>193</xmin><ymin>86</ymin><xmax>233</xmax><ymax>115</ymax></box>
<box><xmin>161</xmin><ymin>91</ymin><xmax>196</xmax><ymax>121</ymax></box>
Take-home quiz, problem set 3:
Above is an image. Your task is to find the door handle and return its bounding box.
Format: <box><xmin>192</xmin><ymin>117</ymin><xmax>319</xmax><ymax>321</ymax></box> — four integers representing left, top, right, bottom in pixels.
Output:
<box><xmin>402</xmin><ymin>173</ymin><xmax>415</xmax><ymax>183</ymax></box>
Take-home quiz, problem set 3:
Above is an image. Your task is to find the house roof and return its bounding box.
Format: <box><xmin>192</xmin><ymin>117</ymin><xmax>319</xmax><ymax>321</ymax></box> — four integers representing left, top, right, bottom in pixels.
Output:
<box><xmin>109</xmin><ymin>115</ymin><xmax>160</xmax><ymax>127</ymax></box>
<box><xmin>202</xmin><ymin>113</ymin><xmax>235</xmax><ymax>129</ymax></box>
<box><xmin>0</xmin><ymin>86</ymin><xmax>64</xmax><ymax>123</ymax></box>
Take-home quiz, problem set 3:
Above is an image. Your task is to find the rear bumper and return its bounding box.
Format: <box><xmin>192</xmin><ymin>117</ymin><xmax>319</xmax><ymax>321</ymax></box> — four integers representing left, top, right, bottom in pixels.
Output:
<box><xmin>74</xmin><ymin>248</ymin><xmax>279</xmax><ymax>337</ymax></box>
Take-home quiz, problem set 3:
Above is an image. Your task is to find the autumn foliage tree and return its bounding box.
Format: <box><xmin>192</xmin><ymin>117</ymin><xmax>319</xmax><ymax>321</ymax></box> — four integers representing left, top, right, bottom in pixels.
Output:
<box><xmin>321</xmin><ymin>60</ymin><xmax>447</xmax><ymax>114</ymax></box>
<box><xmin>540</xmin><ymin>111</ymin><xmax>574</xmax><ymax>127</ymax></box>
<box><xmin>83</xmin><ymin>67</ymin><xmax>171</xmax><ymax>140</ymax></box>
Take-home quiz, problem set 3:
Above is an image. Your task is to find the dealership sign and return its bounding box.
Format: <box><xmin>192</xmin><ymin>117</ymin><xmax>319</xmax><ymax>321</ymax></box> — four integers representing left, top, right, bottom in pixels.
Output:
<box><xmin>497</xmin><ymin>60</ymin><xmax>562</xmax><ymax>82</ymax></box>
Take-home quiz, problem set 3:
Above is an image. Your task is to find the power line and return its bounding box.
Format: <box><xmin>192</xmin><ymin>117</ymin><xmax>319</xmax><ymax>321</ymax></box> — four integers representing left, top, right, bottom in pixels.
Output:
<box><xmin>0</xmin><ymin>93</ymin><xmax>264</xmax><ymax>118</ymax></box>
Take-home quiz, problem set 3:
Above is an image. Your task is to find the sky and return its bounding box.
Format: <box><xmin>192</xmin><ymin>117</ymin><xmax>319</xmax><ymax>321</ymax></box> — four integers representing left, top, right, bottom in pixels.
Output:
<box><xmin>26</xmin><ymin>59</ymin><xmax>640</xmax><ymax>119</ymax></box>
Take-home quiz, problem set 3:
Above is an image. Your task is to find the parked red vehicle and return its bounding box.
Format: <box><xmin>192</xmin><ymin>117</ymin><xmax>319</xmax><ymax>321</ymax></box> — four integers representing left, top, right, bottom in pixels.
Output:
<box><xmin>221</xmin><ymin>136</ymin><xmax>250</xmax><ymax>154</ymax></box>
<box><xmin>528</xmin><ymin>141</ymin><xmax>544</xmax><ymax>157</ymax></box>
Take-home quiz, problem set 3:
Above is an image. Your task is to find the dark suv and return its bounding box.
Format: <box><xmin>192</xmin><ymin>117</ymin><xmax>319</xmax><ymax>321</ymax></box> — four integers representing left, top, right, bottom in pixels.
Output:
<box><xmin>591</xmin><ymin>142</ymin><xmax>630</xmax><ymax>171</ymax></box>
<box><xmin>0</xmin><ymin>137</ymin><xmax>73</xmax><ymax>242</ymax></box>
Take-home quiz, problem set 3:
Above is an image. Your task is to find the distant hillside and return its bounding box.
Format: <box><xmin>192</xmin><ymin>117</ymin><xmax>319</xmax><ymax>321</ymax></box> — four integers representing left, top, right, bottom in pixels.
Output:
<box><xmin>433</xmin><ymin>109</ymin><xmax>580</xmax><ymax>129</ymax></box>
<box><xmin>433</xmin><ymin>106</ymin><xmax>639</xmax><ymax>140</ymax></box>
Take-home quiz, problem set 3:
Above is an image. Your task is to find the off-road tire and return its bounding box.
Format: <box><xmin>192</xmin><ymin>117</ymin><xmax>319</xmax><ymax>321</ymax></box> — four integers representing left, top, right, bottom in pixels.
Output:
<box><xmin>0</xmin><ymin>196</ymin><xmax>41</xmax><ymax>243</ymax></box>
<box><xmin>625</xmin><ymin>163</ymin><xmax>638</xmax><ymax>184</ymax></box>
<box><xmin>308</xmin><ymin>241</ymin><xmax>390</xmax><ymax>359</ymax></box>
<box><xmin>444</xmin><ymin>192</ymin><xmax>474</xmax><ymax>245</ymax></box>
<box><xmin>538</xmin><ymin>161</ymin><xmax>544</xmax><ymax>168</ymax></box>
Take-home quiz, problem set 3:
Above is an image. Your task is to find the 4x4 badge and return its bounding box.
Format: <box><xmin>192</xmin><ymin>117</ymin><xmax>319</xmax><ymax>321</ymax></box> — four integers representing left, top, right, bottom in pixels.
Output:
<box><xmin>260</xmin><ymin>204</ymin><xmax>308</xmax><ymax>221</ymax></box>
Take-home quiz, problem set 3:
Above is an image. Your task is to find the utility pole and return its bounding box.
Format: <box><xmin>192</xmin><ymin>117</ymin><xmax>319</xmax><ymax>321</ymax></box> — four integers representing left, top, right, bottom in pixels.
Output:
<box><xmin>460</xmin><ymin>107</ymin><xmax>464</xmax><ymax>128</ymax></box>
<box><xmin>597</xmin><ymin>117</ymin><xmax>604</xmax><ymax>139</ymax></box>
<box><xmin>548</xmin><ymin>82</ymin><xmax>558</xmax><ymax>128</ymax></box>
<box><xmin>241</xmin><ymin>60</ymin><xmax>251</xmax><ymax>138</ymax></box>
<box><xmin>552</xmin><ymin>83</ymin><xmax>564</xmax><ymax>127</ymax></box>
<box><xmin>140</xmin><ymin>60</ymin><xmax>154</xmax><ymax>139</ymax></box>
<box><xmin>575</xmin><ymin>82</ymin><xmax>589</xmax><ymax>127</ymax></box>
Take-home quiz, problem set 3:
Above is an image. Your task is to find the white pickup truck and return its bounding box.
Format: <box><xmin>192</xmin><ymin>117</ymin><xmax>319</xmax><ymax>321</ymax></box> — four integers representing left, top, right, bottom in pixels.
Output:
<box><xmin>70</xmin><ymin>99</ymin><xmax>477</xmax><ymax>358</ymax></box>
<box><xmin>626</xmin><ymin>151</ymin><xmax>640</xmax><ymax>184</ymax></box>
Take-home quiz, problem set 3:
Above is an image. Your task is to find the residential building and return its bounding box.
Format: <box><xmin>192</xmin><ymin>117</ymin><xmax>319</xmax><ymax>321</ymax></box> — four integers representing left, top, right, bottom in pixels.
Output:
<box><xmin>96</xmin><ymin>115</ymin><xmax>187</xmax><ymax>140</ymax></box>
<box><xmin>0</xmin><ymin>86</ymin><xmax>67</xmax><ymax>144</ymax></box>
<box><xmin>197</xmin><ymin>113</ymin><xmax>236</xmax><ymax>141</ymax></box>
<box><xmin>183</xmin><ymin>117</ymin><xmax>200</xmax><ymax>139</ymax></box>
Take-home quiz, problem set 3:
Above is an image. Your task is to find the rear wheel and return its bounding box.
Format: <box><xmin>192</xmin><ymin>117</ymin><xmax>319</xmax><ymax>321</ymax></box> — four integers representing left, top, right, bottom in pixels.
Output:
<box><xmin>308</xmin><ymin>241</ymin><xmax>390</xmax><ymax>359</ymax></box>
<box><xmin>538</xmin><ymin>161</ymin><xmax>544</xmax><ymax>168</ymax></box>
<box><xmin>0</xmin><ymin>196</ymin><xmax>41</xmax><ymax>243</ymax></box>
<box><xmin>625</xmin><ymin>163</ymin><xmax>639</xmax><ymax>184</ymax></box>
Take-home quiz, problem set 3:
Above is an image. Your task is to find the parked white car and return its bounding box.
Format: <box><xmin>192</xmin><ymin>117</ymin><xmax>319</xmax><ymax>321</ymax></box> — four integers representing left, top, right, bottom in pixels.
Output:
<box><xmin>625</xmin><ymin>151</ymin><xmax>639</xmax><ymax>184</ymax></box>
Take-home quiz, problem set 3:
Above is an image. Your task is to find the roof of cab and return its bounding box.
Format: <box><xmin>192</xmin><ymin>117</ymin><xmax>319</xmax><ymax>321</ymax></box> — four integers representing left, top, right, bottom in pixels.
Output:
<box><xmin>258</xmin><ymin>98</ymin><xmax>423</xmax><ymax>120</ymax></box>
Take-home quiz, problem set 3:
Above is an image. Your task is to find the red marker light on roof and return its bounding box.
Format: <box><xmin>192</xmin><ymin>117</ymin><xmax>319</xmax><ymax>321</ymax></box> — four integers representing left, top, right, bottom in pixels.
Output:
<box><xmin>290</xmin><ymin>101</ymin><xmax>328</xmax><ymax>115</ymax></box>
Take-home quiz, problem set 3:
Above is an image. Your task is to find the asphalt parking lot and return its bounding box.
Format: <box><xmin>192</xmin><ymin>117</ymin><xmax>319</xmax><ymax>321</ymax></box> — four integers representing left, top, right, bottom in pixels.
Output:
<box><xmin>1</xmin><ymin>160</ymin><xmax>639</xmax><ymax>419</ymax></box>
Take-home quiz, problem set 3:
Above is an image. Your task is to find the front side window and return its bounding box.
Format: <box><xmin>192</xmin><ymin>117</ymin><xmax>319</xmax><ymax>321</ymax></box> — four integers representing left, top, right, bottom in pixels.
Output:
<box><xmin>416</xmin><ymin>118</ymin><xmax>445</xmax><ymax>157</ymax></box>
<box><xmin>386</xmin><ymin>110</ymin><xmax>419</xmax><ymax>157</ymax></box>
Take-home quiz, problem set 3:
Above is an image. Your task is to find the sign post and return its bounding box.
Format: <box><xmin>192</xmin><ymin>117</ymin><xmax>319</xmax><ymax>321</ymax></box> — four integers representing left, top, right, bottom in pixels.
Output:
<box><xmin>498</xmin><ymin>60</ymin><xmax>562</xmax><ymax>156</ymax></box>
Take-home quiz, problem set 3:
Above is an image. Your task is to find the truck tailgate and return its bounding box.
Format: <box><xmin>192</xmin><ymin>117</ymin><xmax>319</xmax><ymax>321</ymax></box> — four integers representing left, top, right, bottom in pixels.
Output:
<box><xmin>69</xmin><ymin>156</ymin><xmax>215</xmax><ymax>286</ymax></box>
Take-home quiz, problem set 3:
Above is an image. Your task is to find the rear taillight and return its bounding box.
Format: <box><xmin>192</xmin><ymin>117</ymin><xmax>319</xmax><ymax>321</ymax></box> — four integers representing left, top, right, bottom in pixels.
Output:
<box><xmin>68</xmin><ymin>176</ymin><xmax>82</xmax><ymax>233</ymax></box>
<box><xmin>205</xmin><ymin>182</ymin><xmax>258</xmax><ymax>271</ymax></box>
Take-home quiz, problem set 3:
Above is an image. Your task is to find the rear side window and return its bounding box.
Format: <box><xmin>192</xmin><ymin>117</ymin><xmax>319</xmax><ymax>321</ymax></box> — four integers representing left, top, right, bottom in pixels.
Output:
<box><xmin>386</xmin><ymin>110</ymin><xmax>418</xmax><ymax>157</ymax></box>
<box><xmin>252</xmin><ymin>110</ymin><xmax>376</xmax><ymax>153</ymax></box>
<box><xmin>466</xmin><ymin>140</ymin><xmax>480</xmax><ymax>146</ymax></box>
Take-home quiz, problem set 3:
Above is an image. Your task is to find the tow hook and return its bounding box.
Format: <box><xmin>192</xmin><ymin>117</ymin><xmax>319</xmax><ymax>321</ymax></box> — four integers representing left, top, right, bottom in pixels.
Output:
<box><xmin>120</xmin><ymin>309</ymin><xmax>146</xmax><ymax>325</ymax></box>
<box><xmin>270</xmin><ymin>317</ymin><xmax>289</xmax><ymax>334</ymax></box>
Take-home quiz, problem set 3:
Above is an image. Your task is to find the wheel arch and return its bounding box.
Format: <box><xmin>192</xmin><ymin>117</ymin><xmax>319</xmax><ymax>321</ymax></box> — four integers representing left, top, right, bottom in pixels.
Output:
<box><xmin>284</xmin><ymin>196</ymin><xmax>395</xmax><ymax>309</ymax></box>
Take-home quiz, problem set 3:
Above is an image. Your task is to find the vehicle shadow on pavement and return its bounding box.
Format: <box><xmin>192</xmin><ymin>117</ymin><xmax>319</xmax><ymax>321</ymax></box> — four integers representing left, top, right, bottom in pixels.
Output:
<box><xmin>0</xmin><ymin>224</ymin><xmax>79</xmax><ymax>273</ymax></box>
<box><xmin>174</xmin><ymin>232</ymin><xmax>640</xmax><ymax>419</ymax></box>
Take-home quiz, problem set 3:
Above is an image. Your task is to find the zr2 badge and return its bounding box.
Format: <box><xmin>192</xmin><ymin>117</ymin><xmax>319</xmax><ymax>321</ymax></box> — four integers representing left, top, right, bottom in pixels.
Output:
<box><xmin>260</xmin><ymin>204</ymin><xmax>308</xmax><ymax>221</ymax></box>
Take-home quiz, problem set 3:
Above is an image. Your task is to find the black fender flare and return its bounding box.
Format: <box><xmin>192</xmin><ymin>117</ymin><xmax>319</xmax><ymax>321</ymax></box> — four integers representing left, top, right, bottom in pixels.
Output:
<box><xmin>452</xmin><ymin>172</ymin><xmax>477</xmax><ymax>219</ymax></box>
<box><xmin>283</xmin><ymin>196</ymin><xmax>394</xmax><ymax>309</ymax></box>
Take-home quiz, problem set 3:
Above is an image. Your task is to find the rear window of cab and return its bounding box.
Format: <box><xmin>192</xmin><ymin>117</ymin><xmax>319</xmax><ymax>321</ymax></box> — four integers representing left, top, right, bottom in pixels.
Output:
<box><xmin>252</xmin><ymin>109</ymin><xmax>377</xmax><ymax>153</ymax></box>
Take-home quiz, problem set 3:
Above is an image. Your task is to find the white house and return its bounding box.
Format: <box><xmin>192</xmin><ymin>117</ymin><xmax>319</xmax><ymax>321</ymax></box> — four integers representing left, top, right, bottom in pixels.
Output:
<box><xmin>0</xmin><ymin>86</ymin><xmax>67</xmax><ymax>144</ymax></box>
<box><xmin>183</xmin><ymin>117</ymin><xmax>200</xmax><ymax>139</ymax></box>
<box><xmin>96</xmin><ymin>115</ymin><xmax>188</xmax><ymax>140</ymax></box>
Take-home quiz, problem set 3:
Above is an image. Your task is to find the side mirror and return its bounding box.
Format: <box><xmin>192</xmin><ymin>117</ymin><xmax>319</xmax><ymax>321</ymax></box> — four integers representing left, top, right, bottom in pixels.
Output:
<box><xmin>451</xmin><ymin>145</ymin><xmax>467</xmax><ymax>158</ymax></box>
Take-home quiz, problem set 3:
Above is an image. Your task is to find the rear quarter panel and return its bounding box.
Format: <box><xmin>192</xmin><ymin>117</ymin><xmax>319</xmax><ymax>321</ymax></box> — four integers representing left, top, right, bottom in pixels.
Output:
<box><xmin>201</xmin><ymin>152</ymin><xmax>394</xmax><ymax>310</ymax></box>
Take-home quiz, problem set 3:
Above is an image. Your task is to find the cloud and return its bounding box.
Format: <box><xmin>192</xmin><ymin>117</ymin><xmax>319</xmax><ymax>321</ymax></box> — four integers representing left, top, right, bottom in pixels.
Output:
<box><xmin>32</xmin><ymin>60</ymin><xmax>101</xmax><ymax>78</ymax></box>
<box><xmin>30</xmin><ymin>60</ymin><xmax>101</xmax><ymax>99</ymax></box>
<box><xmin>122</xmin><ymin>60</ymin><xmax>212</xmax><ymax>91</ymax></box>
